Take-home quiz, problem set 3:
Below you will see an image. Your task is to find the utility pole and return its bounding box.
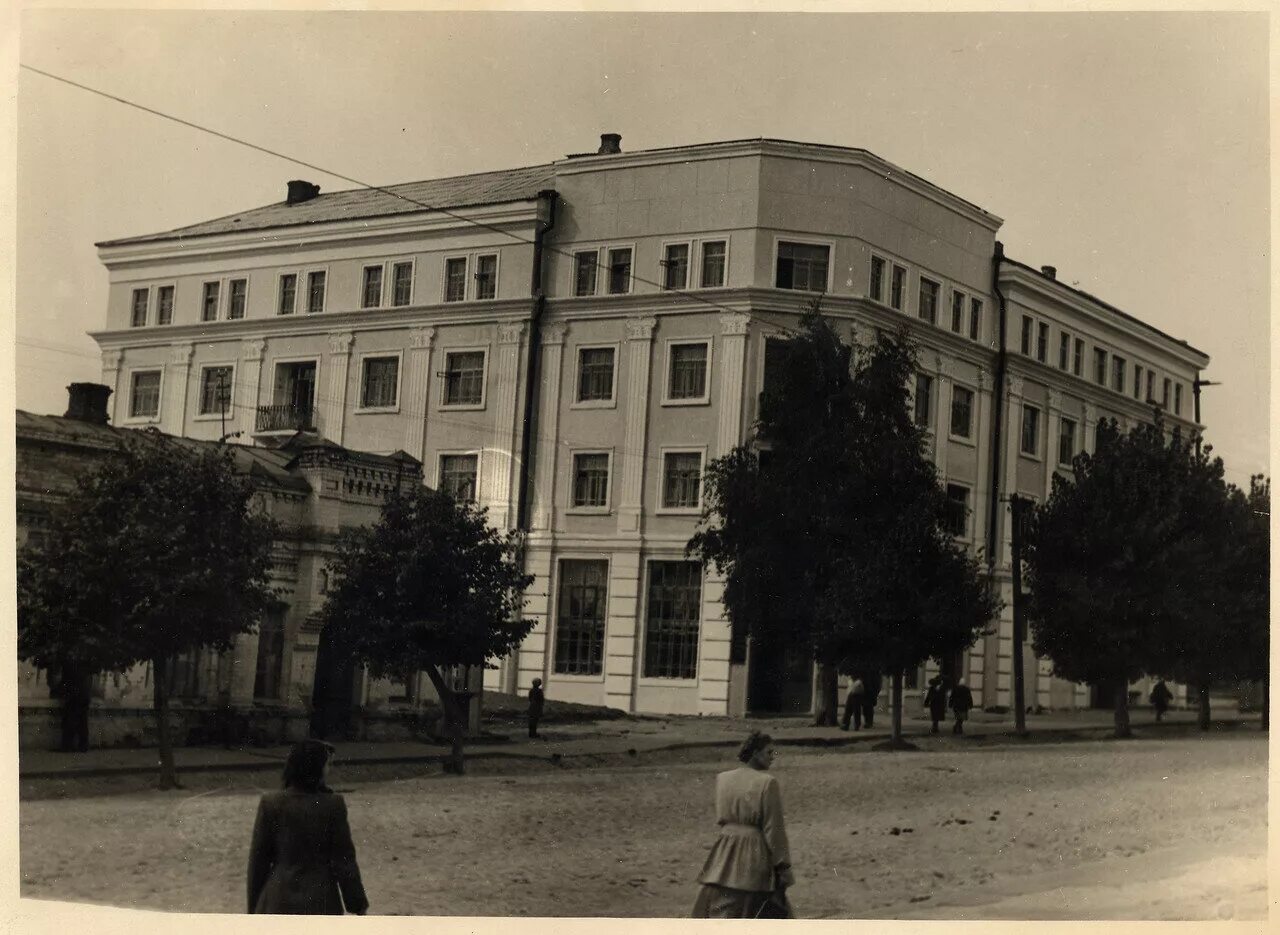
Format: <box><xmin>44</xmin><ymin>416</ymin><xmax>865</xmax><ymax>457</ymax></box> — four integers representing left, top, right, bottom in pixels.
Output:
<box><xmin>1009</xmin><ymin>494</ymin><xmax>1031</xmax><ymax>736</ymax></box>
<box><xmin>1192</xmin><ymin>375</ymin><xmax>1220</xmax><ymax>458</ymax></box>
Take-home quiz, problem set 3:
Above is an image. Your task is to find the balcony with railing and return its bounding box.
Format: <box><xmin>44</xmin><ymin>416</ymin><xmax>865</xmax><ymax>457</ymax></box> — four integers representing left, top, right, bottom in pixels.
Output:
<box><xmin>255</xmin><ymin>403</ymin><xmax>315</xmax><ymax>434</ymax></box>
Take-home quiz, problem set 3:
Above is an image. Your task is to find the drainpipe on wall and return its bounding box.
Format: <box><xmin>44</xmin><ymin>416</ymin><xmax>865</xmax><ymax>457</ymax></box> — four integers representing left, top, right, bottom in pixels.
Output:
<box><xmin>986</xmin><ymin>240</ymin><xmax>1009</xmax><ymax>565</ymax></box>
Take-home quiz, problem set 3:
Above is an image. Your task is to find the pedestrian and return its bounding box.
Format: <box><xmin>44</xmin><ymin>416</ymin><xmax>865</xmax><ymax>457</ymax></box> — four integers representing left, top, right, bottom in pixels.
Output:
<box><xmin>528</xmin><ymin>678</ymin><xmax>545</xmax><ymax>739</ymax></box>
<box><xmin>840</xmin><ymin>676</ymin><xmax>865</xmax><ymax>730</ymax></box>
<box><xmin>50</xmin><ymin>660</ymin><xmax>92</xmax><ymax>753</ymax></box>
<box><xmin>691</xmin><ymin>731</ymin><xmax>795</xmax><ymax>919</ymax></box>
<box><xmin>1150</xmin><ymin>679</ymin><xmax>1173</xmax><ymax>722</ymax></box>
<box><xmin>861</xmin><ymin>671</ymin><xmax>882</xmax><ymax>730</ymax></box>
<box><xmin>924</xmin><ymin>676</ymin><xmax>949</xmax><ymax>734</ymax></box>
<box><xmin>247</xmin><ymin>739</ymin><xmax>369</xmax><ymax>915</ymax></box>
<box><xmin>949</xmin><ymin>679</ymin><xmax>975</xmax><ymax>735</ymax></box>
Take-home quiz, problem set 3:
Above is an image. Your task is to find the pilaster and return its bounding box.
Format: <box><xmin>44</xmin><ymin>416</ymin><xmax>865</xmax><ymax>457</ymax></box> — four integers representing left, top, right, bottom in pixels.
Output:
<box><xmin>323</xmin><ymin>332</ymin><xmax>353</xmax><ymax>444</ymax></box>
<box><xmin>241</xmin><ymin>338</ymin><xmax>266</xmax><ymax>435</ymax></box>
<box><xmin>487</xmin><ymin>321</ymin><xmax>526</xmax><ymax>529</ymax></box>
<box><xmin>1044</xmin><ymin>389</ymin><xmax>1062</xmax><ymax>502</ymax></box>
<box><xmin>402</xmin><ymin>327</ymin><xmax>436</xmax><ymax>464</ymax></box>
<box><xmin>973</xmin><ymin>368</ymin><xmax>992</xmax><ymax>555</ymax></box>
<box><xmin>604</xmin><ymin>550</ymin><xmax>644</xmax><ymax>711</ymax></box>
<box><xmin>166</xmin><ymin>343</ymin><xmax>194</xmax><ymax>435</ymax></box>
<box><xmin>715</xmin><ymin>313</ymin><xmax>749</xmax><ymax>457</ymax></box>
<box><xmin>618</xmin><ymin>315</ymin><xmax>658</xmax><ymax>536</ymax></box>
<box><xmin>531</xmin><ymin>322</ymin><xmax>567</xmax><ymax>530</ymax></box>
<box><xmin>101</xmin><ymin>349</ymin><xmax>123</xmax><ymax>424</ymax></box>
<box><xmin>697</xmin><ymin>570</ymin><xmax>732</xmax><ymax>714</ymax></box>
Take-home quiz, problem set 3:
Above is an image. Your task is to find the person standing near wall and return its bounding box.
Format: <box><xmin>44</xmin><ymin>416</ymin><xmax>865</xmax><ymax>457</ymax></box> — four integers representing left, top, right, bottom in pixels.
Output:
<box><xmin>840</xmin><ymin>676</ymin><xmax>865</xmax><ymax>731</ymax></box>
<box><xmin>949</xmin><ymin>679</ymin><xmax>975</xmax><ymax>735</ymax></box>
<box><xmin>528</xmin><ymin>678</ymin><xmax>545</xmax><ymax>739</ymax></box>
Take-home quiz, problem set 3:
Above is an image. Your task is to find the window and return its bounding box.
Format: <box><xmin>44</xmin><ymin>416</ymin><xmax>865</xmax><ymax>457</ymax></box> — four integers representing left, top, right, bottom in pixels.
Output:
<box><xmin>700</xmin><ymin>241</ymin><xmax>727</xmax><ymax>288</ymax></box>
<box><xmin>279</xmin><ymin>274</ymin><xmax>298</xmax><ymax>315</ymax></box>
<box><xmin>131</xmin><ymin>289</ymin><xmax>149</xmax><ymax>327</ymax></box>
<box><xmin>306</xmin><ymin>271</ymin><xmax>326</xmax><ymax>313</ymax></box>
<box><xmin>360</xmin><ymin>356</ymin><xmax>399</xmax><ymax>409</ymax></box>
<box><xmin>1058</xmin><ymin>418</ymin><xmax>1077</xmax><ymax>466</ymax></box>
<box><xmin>1174</xmin><ymin>383</ymin><xmax>1182</xmax><ymax>416</ymax></box>
<box><xmin>870</xmin><ymin>256</ymin><xmax>886</xmax><ymax>302</ymax></box>
<box><xmin>950</xmin><ymin>386</ymin><xmax>974</xmax><ymax>439</ymax></box>
<box><xmin>969</xmin><ymin>298</ymin><xmax>982</xmax><ymax>341</ymax></box>
<box><xmin>228</xmin><ymin>278</ymin><xmax>248</xmax><ymax>320</ymax></box>
<box><xmin>1146</xmin><ymin>371</ymin><xmax>1155</xmax><ymax>402</ymax></box>
<box><xmin>571</xmin><ymin>453</ymin><xmax>610</xmax><ymax>508</ymax></box>
<box><xmin>1036</xmin><ymin>322</ymin><xmax>1048</xmax><ymax>363</ymax></box>
<box><xmin>1073</xmin><ymin>338</ymin><xmax>1084</xmax><ymax>377</ymax></box>
<box><xmin>555</xmin><ymin>561</ymin><xmax>608</xmax><ymax>676</ymax></box>
<box><xmin>1020</xmin><ymin>404</ymin><xmax>1040</xmax><ymax>456</ymax></box>
<box><xmin>392</xmin><ymin>262</ymin><xmax>414</xmax><ymax>306</ymax></box>
<box><xmin>890</xmin><ymin>265</ymin><xmax>906</xmax><ymax>310</ymax></box>
<box><xmin>914</xmin><ymin>373</ymin><xmax>933</xmax><ymax>428</ymax></box>
<box><xmin>1059</xmin><ymin>333</ymin><xmax>1070</xmax><ymax>371</ymax></box>
<box><xmin>944</xmin><ymin>485</ymin><xmax>969</xmax><ymax>538</ymax></box>
<box><xmin>662</xmin><ymin>244</ymin><xmax>689</xmax><ymax>290</ymax></box>
<box><xmin>918</xmin><ymin>278</ymin><xmax>940</xmax><ymax>325</ymax></box>
<box><xmin>1020</xmin><ymin>316</ymin><xmax>1033</xmax><ymax>355</ymax></box>
<box><xmin>643</xmin><ymin>561</ymin><xmax>702</xmax><ymax>680</ymax></box>
<box><xmin>662</xmin><ymin>451</ymin><xmax>703</xmax><ymax>509</ymax></box>
<box><xmin>667</xmin><ymin>342</ymin><xmax>709</xmax><ymax>401</ymax></box>
<box><xmin>198</xmin><ymin>366</ymin><xmax>232</xmax><ymax>416</ymax></box>
<box><xmin>1163</xmin><ymin>378</ymin><xmax>1171</xmax><ymax>408</ymax></box>
<box><xmin>1112</xmin><ymin>356</ymin><xmax>1126</xmax><ymax>392</ymax></box>
<box><xmin>1133</xmin><ymin>365</ymin><xmax>1143</xmax><ymax>400</ymax></box>
<box><xmin>574</xmin><ymin>250</ymin><xmax>598</xmax><ymax>296</ymax></box>
<box><xmin>445</xmin><ymin>258</ymin><xmax>467</xmax><ymax>302</ymax></box>
<box><xmin>577</xmin><ymin>347</ymin><xmax>615</xmax><ymax>403</ymax></box>
<box><xmin>443</xmin><ymin>351</ymin><xmax>485</xmax><ymax>406</ymax></box>
<box><xmin>607</xmin><ymin>247</ymin><xmax>633</xmax><ymax>295</ymax></box>
<box><xmin>1094</xmin><ymin>348</ymin><xmax>1108</xmax><ymax>386</ymax></box>
<box><xmin>157</xmin><ymin>286</ymin><xmax>174</xmax><ymax>326</ymax></box>
<box><xmin>129</xmin><ymin>370</ymin><xmax>161</xmax><ymax>419</ymax></box>
<box><xmin>775</xmin><ymin>241</ymin><xmax>829</xmax><ymax>292</ymax></box>
<box><xmin>361</xmin><ymin>265</ymin><xmax>383</xmax><ymax>309</ymax></box>
<box><xmin>253</xmin><ymin>607</ymin><xmax>286</xmax><ymax>701</ymax></box>
<box><xmin>951</xmin><ymin>291</ymin><xmax>965</xmax><ymax>333</ymax></box>
<box><xmin>475</xmin><ymin>254</ymin><xmax>497</xmax><ymax>300</ymax></box>
<box><xmin>439</xmin><ymin>454</ymin><xmax>478</xmax><ymax>502</ymax></box>
<box><xmin>201</xmin><ymin>282</ymin><xmax>220</xmax><ymax>322</ymax></box>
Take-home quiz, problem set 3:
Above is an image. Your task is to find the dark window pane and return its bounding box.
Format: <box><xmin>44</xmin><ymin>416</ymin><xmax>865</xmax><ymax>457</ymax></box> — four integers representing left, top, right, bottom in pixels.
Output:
<box><xmin>643</xmin><ymin>561</ymin><xmax>702</xmax><ymax>679</ymax></box>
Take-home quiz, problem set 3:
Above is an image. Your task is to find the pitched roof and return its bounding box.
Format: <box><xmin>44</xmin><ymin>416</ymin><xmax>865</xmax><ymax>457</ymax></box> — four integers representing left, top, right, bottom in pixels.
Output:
<box><xmin>97</xmin><ymin>163</ymin><xmax>557</xmax><ymax>247</ymax></box>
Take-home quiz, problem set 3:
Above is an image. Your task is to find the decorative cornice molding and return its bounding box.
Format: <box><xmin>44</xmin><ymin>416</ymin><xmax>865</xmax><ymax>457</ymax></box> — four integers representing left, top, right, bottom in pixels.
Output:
<box><xmin>409</xmin><ymin>326</ymin><xmax>436</xmax><ymax>350</ymax></box>
<box><xmin>328</xmin><ymin>331</ymin><xmax>354</xmax><ymax>355</ymax></box>
<box><xmin>625</xmin><ymin>315</ymin><xmax>658</xmax><ymax>341</ymax></box>
<box><xmin>719</xmin><ymin>312</ymin><xmax>750</xmax><ymax>336</ymax></box>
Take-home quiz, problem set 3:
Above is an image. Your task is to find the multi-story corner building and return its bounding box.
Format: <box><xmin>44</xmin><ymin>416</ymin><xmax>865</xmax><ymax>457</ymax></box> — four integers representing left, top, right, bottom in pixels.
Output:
<box><xmin>89</xmin><ymin>135</ymin><xmax>1207</xmax><ymax>719</ymax></box>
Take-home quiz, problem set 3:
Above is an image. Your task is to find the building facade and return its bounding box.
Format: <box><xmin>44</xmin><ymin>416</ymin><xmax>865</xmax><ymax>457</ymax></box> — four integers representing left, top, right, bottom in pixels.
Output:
<box><xmin>88</xmin><ymin>136</ymin><xmax>1208</xmax><ymax>719</ymax></box>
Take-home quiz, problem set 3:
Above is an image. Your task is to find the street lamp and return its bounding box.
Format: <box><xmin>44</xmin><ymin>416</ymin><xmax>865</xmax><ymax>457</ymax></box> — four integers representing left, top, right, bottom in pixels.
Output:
<box><xmin>1192</xmin><ymin>376</ymin><xmax>1220</xmax><ymax>457</ymax></box>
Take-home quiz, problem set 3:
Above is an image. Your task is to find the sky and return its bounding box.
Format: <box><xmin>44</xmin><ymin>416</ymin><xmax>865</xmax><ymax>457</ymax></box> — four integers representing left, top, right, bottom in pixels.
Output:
<box><xmin>14</xmin><ymin>9</ymin><xmax>1270</xmax><ymax>487</ymax></box>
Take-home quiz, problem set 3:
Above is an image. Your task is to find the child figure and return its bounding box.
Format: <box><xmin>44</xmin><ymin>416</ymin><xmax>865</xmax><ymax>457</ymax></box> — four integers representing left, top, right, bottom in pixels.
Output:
<box><xmin>528</xmin><ymin>678</ymin><xmax>545</xmax><ymax>739</ymax></box>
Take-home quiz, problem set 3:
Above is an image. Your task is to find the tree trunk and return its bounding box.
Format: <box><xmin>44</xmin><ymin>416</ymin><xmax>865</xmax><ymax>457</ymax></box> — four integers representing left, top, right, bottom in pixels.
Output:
<box><xmin>890</xmin><ymin>671</ymin><xmax>904</xmax><ymax>745</ymax></box>
<box><xmin>1197</xmin><ymin>683</ymin><xmax>1212</xmax><ymax>731</ymax></box>
<box><xmin>814</xmin><ymin>663</ymin><xmax>838</xmax><ymax>727</ymax></box>
<box><xmin>151</xmin><ymin>656</ymin><xmax>181</xmax><ymax>789</ymax></box>
<box><xmin>424</xmin><ymin>665</ymin><xmax>467</xmax><ymax>775</ymax></box>
<box><xmin>1112</xmin><ymin>682</ymin><xmax>1132</xmax><ymax>739</ymax></box>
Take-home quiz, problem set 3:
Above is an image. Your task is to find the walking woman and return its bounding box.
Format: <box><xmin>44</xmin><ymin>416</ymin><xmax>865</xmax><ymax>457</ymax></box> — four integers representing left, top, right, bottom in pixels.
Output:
<box><xmin>247</xmin><ymin>739</ymin><xmax>369</xmax><ymax>915</ymax></box>
<box><xmin>691</xmin><ymin>731</ymin><xmax>795</xmax><ymax>918</ymax></box>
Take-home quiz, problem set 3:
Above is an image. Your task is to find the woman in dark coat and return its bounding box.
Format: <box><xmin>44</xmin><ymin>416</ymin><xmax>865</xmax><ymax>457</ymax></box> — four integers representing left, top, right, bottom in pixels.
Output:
<box><xmin>247</xmin><ymin>739</ymin><xmax>369</xmax><ymax>915</ymax></box>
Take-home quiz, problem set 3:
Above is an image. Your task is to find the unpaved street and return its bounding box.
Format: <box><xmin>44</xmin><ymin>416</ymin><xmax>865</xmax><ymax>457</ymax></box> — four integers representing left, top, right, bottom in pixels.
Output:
<box><xmin>20</xmin><ymin>733</ymin><xmax>1266</xmax><ymax>920</ymax></box>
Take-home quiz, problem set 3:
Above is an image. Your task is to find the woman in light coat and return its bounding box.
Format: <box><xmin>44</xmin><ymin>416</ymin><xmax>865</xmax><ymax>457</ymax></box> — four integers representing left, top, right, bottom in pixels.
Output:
<box><xmin>691</xmin><ymin>731</ymin><xmax>795</xmax><ymax>918</ymax></box>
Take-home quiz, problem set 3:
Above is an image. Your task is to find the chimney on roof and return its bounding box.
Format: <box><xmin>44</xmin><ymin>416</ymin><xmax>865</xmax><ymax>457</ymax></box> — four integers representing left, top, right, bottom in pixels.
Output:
<box><xmin>1041</xmin><ymin>265</ymin><xmax>1057</xmax><ymax>280</ymax></box>
<box><xmin>598</xmin><ymin>133</ymin><xmax>622</xmax><ymax>155</ymax></box>
<box><xmin>286</xmin><ymin>180</ymin><xmax>321</xmax><ymax>206</ymax></box>
<box><xmin>64</xmin><ymin>383</ymin><xmax>112</xmax><ymax>425</ymax></box>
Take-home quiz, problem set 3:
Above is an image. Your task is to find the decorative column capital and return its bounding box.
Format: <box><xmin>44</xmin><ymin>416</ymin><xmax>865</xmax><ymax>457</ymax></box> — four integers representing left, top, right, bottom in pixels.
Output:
<box><xmin>625</xmin><ymin>315</ymin><xmax>658</xmax><ymax>341</ymax></box>
<box><xmin>542</xmin><ymin>321</ymin><xmax>568</xmax><ymax>346</ymax></box>
<box><xmin>1047</xmin><ymin>389</ymin><xmax>1062</xmax><ymax>411</ymax></box>
<box><xmin>1083</xmin><ymin>402</ymin><xmax>1097</xmax><ymax>424</ymax></box>
<box><xmin>409</xmin><ymin>326</ymin><xmax>436</xmax><ymax>350</ymax></box>
<box><xmin>719</xmin><ymin>312</ymin><xmax>749</xmax><ymax>336</ymax></box>
<box><xmin>498</xmin><ymin>321</ymin><xmax>526</xmax><ymax>346</ymax></box>
<box><xmin>170</xmin><ymin>343</ymin><xmax>195</xmax><ymax>366</ymax></box>
<box><xmin>101</xmin><ymin>348</ymin><xmax>123</xmax><ymax>371</ymax></box>
<box><xmin>976</xmin><ymin>367</ymin><xmax>988</xmax><ymax>392</ymax></box>
<box><xmin>328</xmin><ymin>331</ymin><xmax>354</xmax><ymax>355</ymax></box>
<box><xmin>1007</xmin><ymin>376</ymin><xmax>1025</xmax><ymax>398</ymax></box>
<box><xmin>242</xmin><ymin>337</ymin><xmax>266</xmax><ymax>362</ymax></box>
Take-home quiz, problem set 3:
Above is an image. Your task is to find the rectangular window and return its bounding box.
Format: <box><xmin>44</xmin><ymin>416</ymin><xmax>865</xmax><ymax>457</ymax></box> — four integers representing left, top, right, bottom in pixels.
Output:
<box><xmin>969</xmin><ymin>298</ymin><xmax>982</xmax><ymax>341</ymax></box>
<box><xmin>1020</xmin><ymin>316</ymin><xmax>1033</xmax><ymax>355</ymax></box>
<box><xmin>443</xmin><ymin>351</ymin><xmax>485</xmax><ymax>406</ymax></box>
<box><xmin>668</xmin><ymin>342</ymin><xmax>709</xmax><ymax>401</ymax></box>
<box><xmin>643</xmin><ymin>561</ymin><xmax>702</xmax><ymax>680</ymax></box>
<box><xmin>439</xmin><ymin>454</ymin><xmax>478</xmax><ymax>503</ymax></box>
<box><xmin>951</xmin><ymin>291</ymin><xmax>965</xmax><ymax>333</ymax></box>
<box><xmin>1021</xmin><ymin>405</ymin><xmax>1041</xmax><ymax>456</ymax></box>
<box><xmin>1174</xmin><ymin>383</ymin><xmax>1182</xmax><ymax>416</ymax></box>
<box><xmin>445</xmin><ymin>258</ymin><xmax>468</xmax><ymax>302</ymax></box>
<box><xmin>572</xmin><ymin>453</ymin><xmax>610</xmax><ymax>508</ymax></box>
<box><xmin>918</xmin><ymin>278</ymin><xmax>940</xmax><ymax>325</ymax></box>
<box><xmin>607</xmin><ymin>247</ymin><xmax>633</xmax><ymax>295</ymax></box>
<box><xmin>870</xmin><ymin>256</ymin><xmax>886</xmax><ymax>302</ymax></box>
<box><xmin>1058</xmin><ymin>417</ymin><xmax>1077</xmax><ymax>466</ymax></box>
<box><xmin>278</xmin><ymin>274</ymin><xmax>298</xmax><ymax>316</ymax></box>
<box><xmin>228</xmin><ymin>278</ymin><xmax>248</xmax><ymax>320</ymax></box>
<box><xmin>1073</xmin><ymin>338</ymin><xmax>1084</xmax><ymax>377</ymax></box>
<box><xmin>950</xmin><ymin>386</ymin><xmax>974</xmax><ymax>439</ymax></box>
<box><xmin>306</xmin><ymin>271</ymin><xmax>326</xmax><ymax>313</ymax></box>
<box><xmin>574</xmin><ymin>250</ymin><xmax>598</xmax><ymax>296</ymax></box>
<box><xmin>662</xmin><ymin>244</ymin><xmax>689</xmax><ymax>291</ymax></box>
<box><xmin>1112</xmin><ymin>356</ymin><xmax>1126</xmax><ymax>392</ymax></box>
<box><xmin>1163</xmin><ymin>378</ymin><xmax>1171</xmax><ymax>408</ymax></box>
<box><xmin>554</xmin><ymin>560</ymin><xmax>608</xmax><ymax>676</ymax></box>
<box><xmin>129</xmin><ymin>370</ymin><xmax>161</xmax><ymax>419</ymax></box>
<box><xmin>890</xmin><ymin>265</ymin><xmax>906</xmax><ymax>310</ymax></box>
<box><xmin>944</xmin><ymin>485</ymin><xmax>969</xmax><ymax>538</ymax></box>
<box><xmin>360</xmin><ymin>356</ymin><xmax>399</xmax><ymax>409</ymax></box>
<box><xmin>577</xmin><ymin>347</ymin><xmax>615</xmax><ymax>402</ymax></box>
<box><xmin>392</xmin><ymin>262</ymin><xmax>414</xmax><ymax>306</ymax></box>
<box><xmin>130</xmin><ymin>288</ymin><xmax>149</xmax><ymax>327</ymax></box>
<box><xmin>914</xmin><ymin>373</ymin><xmax>933</xmax><ymax>428</ymax></box>
<box><xmin>201</xmin><ymin>281</ymin><xmax>220</xmax><ymax>322</ymax></box>
<box><xmin>1094</xmin><ymin>348</ymin><xmax>1108</xmax><ymax>386</ymax></box>
<box><xmin>199</xmin><ymin>366</ymin><xmax>233</xmax><ymax>416</ymax></box>
<box><xmin>253</xmin><ymin>608</ymin><xmax>286</xmax><ymax>701</ymax></box>
<box><xmin>1147</xmin><ymin>371</ymin><xmax>1155</xmax><ymax>402</ymax></box>
<box><xmin>1059</xmin><ymin>333</ymin><xmax>1070</xmax><ymax>371</ymax></box>
<box><xmin>775</xmin><ymin>241</ymin><xmax>829</xmax><ymax>292</ymax></box>
<box><xmin>156</xmin><ymin>286</ymin><xmax>174</xmax><ymax>326</ymax></box>
<box><xmin>662</xmin><ymin>451</ymin><xmax>703</xmax><ymax>509</ymax></box>
<box><xmin>1134</xmin><ymin>365</ymin><xmax>1143</xmax><ymax>400</ymax></box>
<box><xmin>1036</xmin><ymin>322</ymin><xmax>1048</xmax><ymax>363</ymax></box>
<box><xmin>361</xmin><ymin>265</ymin><xmax>383</xmax><ymax>309</ymax></box>
<box><xmin>475</xmin><ymin>254</ymin><xmax>498</xmax><ymax>300</ymax></box>
<box><xmin>700</xmin><ymin>241</ymin><xmax>727</xmax><ymax>288</ymax></box>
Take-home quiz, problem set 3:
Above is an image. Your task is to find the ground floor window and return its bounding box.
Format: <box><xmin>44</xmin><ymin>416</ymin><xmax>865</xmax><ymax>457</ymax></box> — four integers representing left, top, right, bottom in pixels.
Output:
<box><xmin>554</xmin><ymin>560</ymin><xmax>608</xmax><ymax>675</ymax></box>
<box><xmin>254</xmin><ymin>607</ymin><xmax>286</xmax><ymax>700</ymax></box>
<box><xmin>643</xmin><ymin>561</ymin><xmax>702</xmax><ymax>679</ymax></box>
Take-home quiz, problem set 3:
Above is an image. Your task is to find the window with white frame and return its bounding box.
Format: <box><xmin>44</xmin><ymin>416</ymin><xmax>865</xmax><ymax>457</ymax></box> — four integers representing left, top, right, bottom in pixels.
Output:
<box><xmin>944</xmin><ymin>484</ymin><xmax>969</xmax><ymax>538</ymax></box>
<box><xmin>576</xmin><ymin>347</ymin><xmax>615</xmax><ymax>403</ymax></box>
<box><xmin>443</xmin><ymin>350</ymin><xmax>485</xmax><ymax>406</ymax></box>
<box><xmin>950</xmin><ymin>385</ymin><xmax>974</xmax><ymax>439</ymax></box>
<box><xmin>700</xmin><ymin>241</ymin><xmax>726</xmax><ymax>288</ymax></box>
<box><xmin>1133</xmin><ymin>365</ymin><xmax>1143</xmax><ymax>400</ymax></box>
<box><xmin>969</xmin><ymin>298</ymin><xmax>982</xmax><ymax>341</ymax></box>
<box><xmin>1094</xmin><ymin>348</ymin><xmax>1108</xmax><ymax>386</ymax></box>
<box><xmin>554</xmin><ymin>560</ymin><xmax>608</xmax><ymax>676</ymax></box>
<box><xmin>1058</xmin><ymin>417</ymin><xmax>1077</xmax><ymax>466</ymax></box>
<box><xmin>1112</xmin><ymin>356</ymin><xmax>1126</xmax><ymax>393</ymax></box>
<box><xmin>445</xmin><ymin>258</ymin><xmax>468</xmax><ymax>302</ymax></box>
<box><xmin>157</xmin><ymin>286</ymin><xmax>175</xmax><ymax>326</ymax></box>
<box><xmin>360</xmin><ymin>356</ymin><xmax>399</xmax><ymax>409</ymax></box>
<box><xmin>607</xmin><ymin>247</ymin><xmax>632</xmax><ymax>295</ymax></box>
<box><xmin>129</xmin><ymin>370</ymin><xmax>161</xmax><ymax>419</ymax></box>
<box><xmin>951</xmin><ymin>291</ymin><xmax>965</xmax><ymax>332</ymax></box>
<box><xmin>662</xmin><ymin>451</ymin><xmax>703</xmax><ymax>509</ymax></box>
<box><xmin>306</xmin><ymin>271</ymin><xmax>326</xmax><ymax>313</ymax></box>
<box><xmin>361</xmin><ymin>265</ymin><xmax>383</xmax><ymax>309</ymax></box>
<box><xmin>392</xmin><ymin>262</ymin><xmax>414</xmax><ymax>306</ymax></box>
<box><xmin>870</xmin><ymin>255</ymin><xmax>886</xmax><ymax>303</ymax></box>
<box><xmin>1174</xmin><ymin>383</ymin><xmax>1182</xmax><ymax>416</ymax></box>
<box><xmin>1073</xmin><ymin>338</ymin><xmax>1084</xmax><ymax>377</ymax></box>
<box><xmin>1058</xmin><ymin>332</ymin><xmax>1070</xmax><ymax>370</ymax></box>
<box><xmin>1021</xmin><ymin>404</ymin><xmax>1041</xmax><ymax>456</ymax></box>
<box><xmin>1020</xmin><ymin>315</ymin><xmax>1033</xmax><ymax>355</ymax></box>
<box><xmin>198</xmin><ymin>366</ymin><xmax>233</xmax><ymax>416</ymax></box>
<box><xmin>776</xmin><ymin>241</ymin><xmax>829</xmax><ymax>292</ymax></box>
<box><xmin>201</xmin><ymin>282</ymin><xmax>220</xmax><ymax>322</ymax></box>
<box><xmin>278</xmin><ymin>274</ymin><xmax>298</xmax><ymax>315</ymax></box>
<box><xmin>662</xmin><ymin>243</ymin><xmax>689</xmax><ymax>290</ymax></box>
<box><xmin>1036</xmin><ymin>322</ymin><xmax>1048</xmax><ymax>363</ymax></box>
<box><xmin>914</xmin><ymin>373</ymin><xmax>933</xmax><ymax>428</ymax></box>
<box><xmin>130</xmin><ymin>289</ymin><xmax>149</xmax><ymax>327</ymax></box>
<box><xmin>574</xmin><ymin>250</ymin><xmax>598</xmax><ymax>297</ymax></box>
<box><xmin>667</xmin><ymin>342</ymin><xmax>709</xmax><ymax>402</ymax></box>
<box><xmin>228</xmin><ymin>278</ymin><xmax>248</xmax><ymax>320</ymax></box>
<box><xmin>571</xmin><ymin>452</ymin><xmax>610</xmax><ymax>508</ymax></box>
<box><xmin>918</xmin><ymin>278</ymin><xmax>940</xmax><ymax>325</ymax></box>
<box><xmin>475</xmin><ymin>254</ymin><xmax>498</xmax><ymax>300</ymax></box>
<box><xmin>643</xmin><ymin>561</ymin><xmax>702</xmax><ymax>680</ymax></box>
<box><xmin>439</xmin><ymin>454</ymin><xmax>478</xmax><ymax>503</ymax></box>
<box><xmin>890</xmin><ymin>264</ymin><xmax>907</xmax><ymax>310</ymax></box>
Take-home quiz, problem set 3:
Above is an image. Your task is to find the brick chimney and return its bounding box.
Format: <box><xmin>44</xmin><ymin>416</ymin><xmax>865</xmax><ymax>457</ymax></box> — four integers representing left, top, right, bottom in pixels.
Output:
<box><xmin>1041</xmin><ymin>265</ymin><xmax>1057</xmax><ymax>280</ymax></box>
<box><xmin>598</xmin><ymin>133</ymin><xmax>622</xmax><ymax>155</ymax></box>
<box><xmin>286</xmin><ymin>180</ymin><xmax>321</xmax><ymax>206</ymax></box>
<box><xmin>64</xmin><ymin>383</ymin><xmax>112</xmax><ymax>425</ymax></box>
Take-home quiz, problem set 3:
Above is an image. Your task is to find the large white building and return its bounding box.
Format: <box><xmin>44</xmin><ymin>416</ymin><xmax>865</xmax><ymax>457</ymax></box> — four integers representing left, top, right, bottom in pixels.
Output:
<box><xmin>89</xmin><ymin>135</ymin><xmax>1208</xmax><ymax>719</ymax></box>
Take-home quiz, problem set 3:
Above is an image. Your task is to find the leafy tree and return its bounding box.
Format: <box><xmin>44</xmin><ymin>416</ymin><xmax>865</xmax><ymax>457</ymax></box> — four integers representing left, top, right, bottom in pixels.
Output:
<box><xmin>18</xmin><ymin>431</ymin><xmax>278</xmax><ymax>787</ymax></box>
<box><xmin>319</xmin><ymin>485</ymin><xmax>534</xmax><ymax>774</ymax></box>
